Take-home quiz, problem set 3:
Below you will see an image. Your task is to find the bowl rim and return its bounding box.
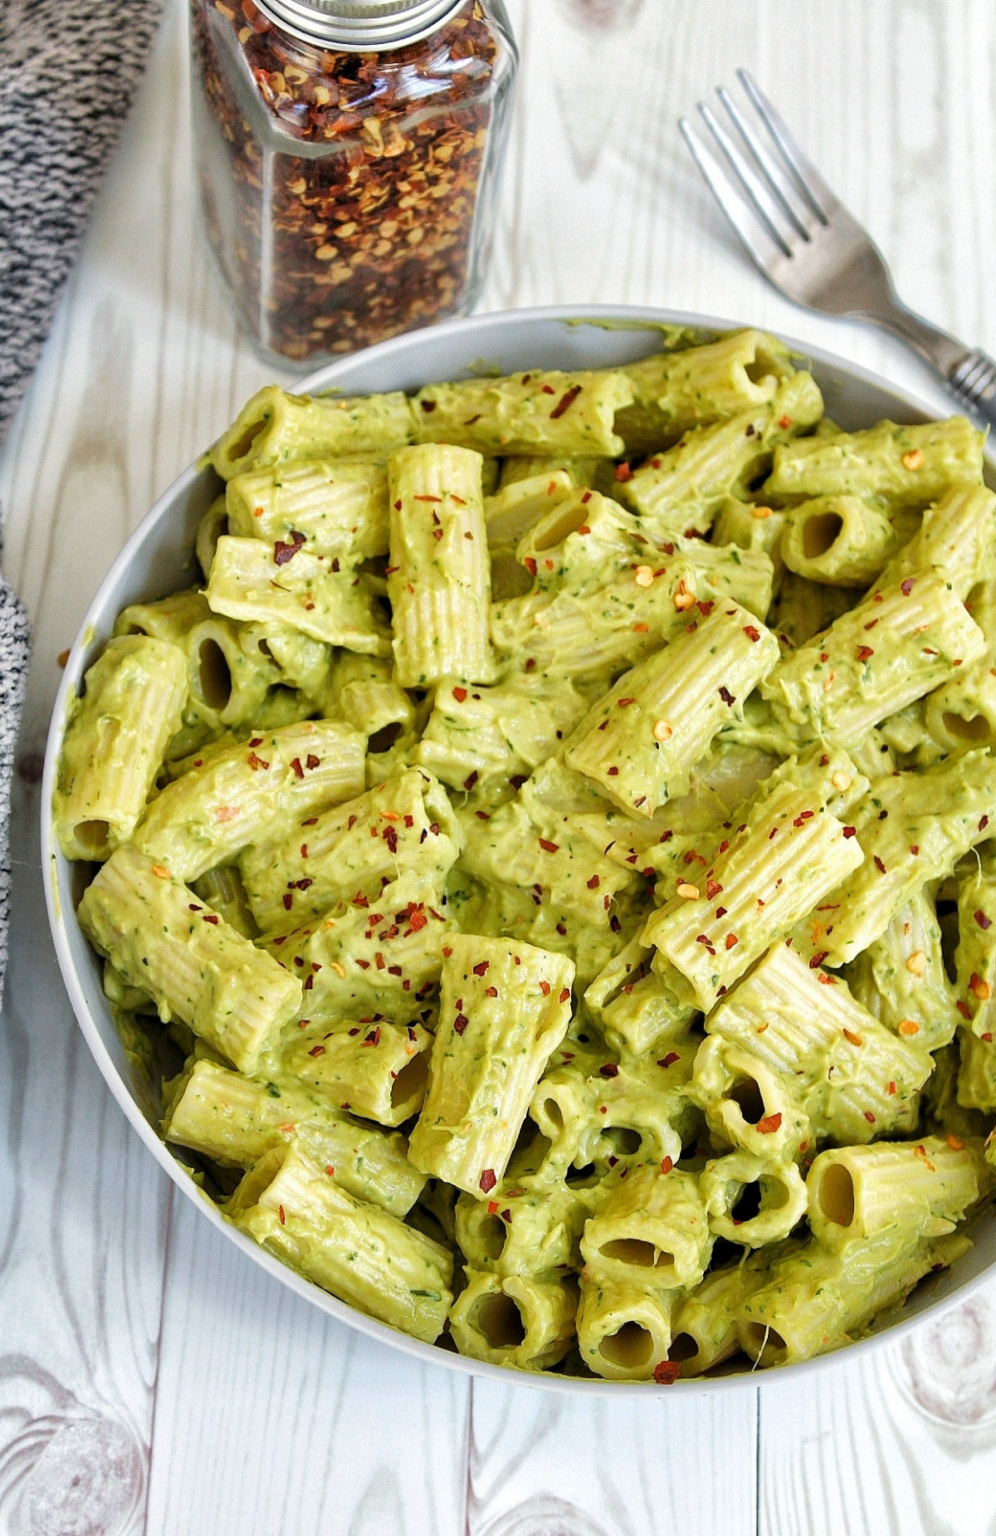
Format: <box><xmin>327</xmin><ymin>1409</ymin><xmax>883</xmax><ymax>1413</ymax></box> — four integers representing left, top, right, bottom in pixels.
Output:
<box><xmin>40</xmin><ymin>301</ymin><xmax>996</xmax><ymax>1396</ymax></box>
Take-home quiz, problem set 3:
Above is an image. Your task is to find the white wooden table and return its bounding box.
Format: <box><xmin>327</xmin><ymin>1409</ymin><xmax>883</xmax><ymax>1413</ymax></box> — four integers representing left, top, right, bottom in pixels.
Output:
<box><xmin>4</xmin><ymin>3</ymin><xmax>996</xmax><ymax>1531</ymax></box>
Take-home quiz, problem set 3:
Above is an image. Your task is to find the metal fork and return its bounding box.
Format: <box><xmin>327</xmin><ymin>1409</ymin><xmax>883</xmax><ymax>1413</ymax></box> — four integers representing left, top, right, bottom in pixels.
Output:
<box><xmin>680</xmin><ymin>69</ymin><xmax>996</xmax><ymax>430</ymax></box>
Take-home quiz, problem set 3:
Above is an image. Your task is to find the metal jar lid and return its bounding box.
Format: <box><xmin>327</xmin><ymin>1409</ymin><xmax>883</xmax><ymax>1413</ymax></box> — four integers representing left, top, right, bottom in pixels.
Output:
<box><xmin>249</xmin><ymin>0</ymin><xmax>471</xmax><ymax>50</ymax></box>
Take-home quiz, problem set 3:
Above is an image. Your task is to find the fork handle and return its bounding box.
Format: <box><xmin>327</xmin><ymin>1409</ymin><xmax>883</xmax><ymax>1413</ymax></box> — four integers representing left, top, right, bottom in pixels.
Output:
<box><xmin>945</xmin><ymin>351</ymin><xmax>996</xmax><ymax>432</ymax></box>
<box><xmin>866</xmin><ymin>302</ymin><xmax>996</xmax><ymax>432</ymax></box>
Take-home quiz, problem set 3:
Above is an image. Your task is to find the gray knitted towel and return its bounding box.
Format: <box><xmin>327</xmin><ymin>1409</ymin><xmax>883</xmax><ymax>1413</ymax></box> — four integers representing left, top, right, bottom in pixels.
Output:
<box><xmin>0</xmin><ymin>0</ymin><xmax>162</xmax><ymax>989</ymax></box>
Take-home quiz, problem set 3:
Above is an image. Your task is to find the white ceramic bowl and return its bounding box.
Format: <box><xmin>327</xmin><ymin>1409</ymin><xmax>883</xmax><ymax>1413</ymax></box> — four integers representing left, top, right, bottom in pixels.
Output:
<box><xmin>41</xmin><ymin>304</ymin><xmax>996</xmax><ymax>1394</ymax></box>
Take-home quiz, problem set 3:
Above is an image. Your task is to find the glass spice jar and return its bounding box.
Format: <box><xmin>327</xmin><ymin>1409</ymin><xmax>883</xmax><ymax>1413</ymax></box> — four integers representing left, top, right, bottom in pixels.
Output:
<box><xmin>190</xmin><ymin>0</ymin><xmax>517</xmax><ymax>366</ymax></box>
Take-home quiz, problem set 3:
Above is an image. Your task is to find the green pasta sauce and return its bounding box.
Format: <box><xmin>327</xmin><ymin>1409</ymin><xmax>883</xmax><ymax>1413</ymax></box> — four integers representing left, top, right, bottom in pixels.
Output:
<box><xmin>56</xmin><ymin>328</ymin><xmax>996</xmax><ymax>1383</ymax></box>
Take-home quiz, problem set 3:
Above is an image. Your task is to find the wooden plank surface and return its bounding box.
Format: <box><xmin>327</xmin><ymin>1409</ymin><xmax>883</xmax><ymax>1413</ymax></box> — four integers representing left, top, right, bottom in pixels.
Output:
<box><xmin>2</xmin><ymin>1</ymin><xmax>996</xmax><ymax>1532</ymax></box>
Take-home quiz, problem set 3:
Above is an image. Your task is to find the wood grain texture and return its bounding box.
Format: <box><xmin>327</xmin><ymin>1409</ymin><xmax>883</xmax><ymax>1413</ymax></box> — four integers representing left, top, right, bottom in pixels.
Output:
<box><xmin>2</xmin><ymin>1</ymin><xmax>996</xmax><ymax>1532</ymax></box>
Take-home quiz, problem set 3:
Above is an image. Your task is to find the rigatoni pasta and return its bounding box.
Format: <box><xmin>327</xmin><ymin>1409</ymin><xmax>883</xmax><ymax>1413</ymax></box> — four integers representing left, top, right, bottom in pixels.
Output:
<box><xmin>56</xmin><ymin>328</ymin><xmax>996</xmax><ymax>1384</ymax></box>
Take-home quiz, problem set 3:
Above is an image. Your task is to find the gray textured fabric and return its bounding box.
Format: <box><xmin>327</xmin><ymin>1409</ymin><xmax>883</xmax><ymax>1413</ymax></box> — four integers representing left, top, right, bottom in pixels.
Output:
<box><xmin>0</xmin><ymin>0</ymin><xmax>162</xmax><ymax>441</ymax></box>
<box><xmin>0</xmin><ymin>0</ymin><xmax>160</xmax><ymax>989</ymax></box>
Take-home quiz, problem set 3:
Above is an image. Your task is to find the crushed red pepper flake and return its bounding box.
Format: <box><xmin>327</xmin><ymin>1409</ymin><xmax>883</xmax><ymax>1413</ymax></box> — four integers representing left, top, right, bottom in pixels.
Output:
<box><xmin>756</xmin><ymin>1112</ymin><xmax>782</xmax><ymax>1134</ymax></box>
<box><xmin>479</xmin><ymin>1169</ymin><xmax>497</xmax><ymax>1194</ymax></box>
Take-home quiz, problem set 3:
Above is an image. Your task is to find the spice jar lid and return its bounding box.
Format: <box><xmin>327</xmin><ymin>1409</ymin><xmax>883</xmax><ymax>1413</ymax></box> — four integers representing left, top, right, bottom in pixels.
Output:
<box><xmin>251</xmin><ymin>0</ymin><xmax>470</xmax><ymax>49</ymax></box>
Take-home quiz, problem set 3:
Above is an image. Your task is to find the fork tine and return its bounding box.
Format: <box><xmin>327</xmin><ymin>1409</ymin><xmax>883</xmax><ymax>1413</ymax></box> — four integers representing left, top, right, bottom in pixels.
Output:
<box><xmin>696</xmin><ymin>102</ymin><xmax>794</xmax><ymax>257</ymax></box>
<box><xmin>736</xmin><ymin>68</ymin><xmax>837</xmax><ymax>221</ymax></box>
<box><xmin>715</xmin><ymin>85</ymin><xmax>815</xmax><ymax>242</ymax></box>
<box><xmin>679</xmin><ymin>117</ymin><xmax>788</xmax><ymax>274</ymax></box>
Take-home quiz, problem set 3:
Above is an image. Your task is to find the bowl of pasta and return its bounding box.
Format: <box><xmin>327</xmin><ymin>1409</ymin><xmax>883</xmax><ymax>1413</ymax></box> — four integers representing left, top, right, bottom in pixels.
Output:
<box><xmin>42</xmin><ymin>305</ymin><xmax>996</xmax><ymax>1392</ymax></box>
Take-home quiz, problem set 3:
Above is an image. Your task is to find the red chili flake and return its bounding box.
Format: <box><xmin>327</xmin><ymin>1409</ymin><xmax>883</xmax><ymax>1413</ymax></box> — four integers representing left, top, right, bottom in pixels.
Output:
<box><xmin>842</xmin><ymin>826</ymin><xmax>857</xmax><ymax>839</ymax></box>
<box><xmin>479</xmin><ymin>1169</ymin><xmax>497</xmax><ymax>1194</ymax></box>
<box><xmin>471</xmin><ymin>961</ymin><xmax>490</xmax><ymax>977</ymax></box>
<box><xmin>578</xmin><ymin>524</ymin><xmax>591</xmax><ymax>534</ymax></box>
<box><xmin>278</xmin><ymin>1205</ymin><xmax>286</xmax><ymax>1225</ymax></box>
<box><xmin>355</xmin><ymin>959</ymin><xmax>370</xmax><ymax>970</ymax></box>
<box><xmin>247</xmin><ymin>751</ymin><xmax>270</xmax><ymax>771</ymax></box>
<box><xmin>816</xmin><ymin>973</ymin><xmax>837</xmax><ymax>986</ymax></box>
<box><xmin>725</xmin><ymin>933</ymin><xmax>738</xmax><ymax>950</ymax></box>
<box><xmin>857</xmin><ymin>645</ymin><xmax>874</xmax><ymax>661</ymax></box>
<box><xmin>610</xmin><ymin>914</ymin><xmax>621</xmax><ymax>932</ymax></box>
<box><xmin>407</xmin><ymin>909</ymin><xmax>428</xmax><ymax>933</ymax></box>
<box><xmin>901</xmin><ymin>577</ymin><xmax>915</xmax><ymax>595</ymax></box>
<box><xmin>306</xmin><ymin>754</ymin><xmax>320</xmax><ymax>770</ymax></box>
<box><xmin>874</xmin><ymin>856</ymin><xmax>886</xmax><ymax>874</ymax></box>
<box><xmin>658</xmin><ymin>1052</ymin><xmax>680</xmax><ymax>1069</ymax></box>
<box><xmin>607</xmin><ymin>766</ymin><xmax>620</xmax><ymax>776</ymax></box>
<box><xmin>452</xmin><ymin>686</ymin><xmax>468</xmax><ymax>703</ymax></box>
<box><xmin>910</xmin><ymin>845</ymin><xmax>919</xmax><ymax>857</ymax></box>
<box><xmin>539</xmin><ymin>981</ymin><xmax>551</xmax><ymax>996</ymax></box>
<box><xmin>483</xmin><ymin>985</ymin><xmax>497</xmax><ymax>998</ymax></box>
<box><xmin>308</xmin><ymin>1044</ymin><xmax>325</xmax><ymax>1057</ymax></box>
<box><xmin>202</xmin><ymin>913</ymin><xmax>220</xmax><ymax>925</ymax></box>
<box><xmin>383</xmin><ymin>825</ymin><xmax>399</xmax><ymax>853</ymax></box>
<box><xmin>887</xmin><ymin>1081</ymin><xmax>896</xmax><ymax>1096</ymax></box>
<box><xmin>617</xmin><ymin>697</ymin><xmax>636</xmax><ymax>708</ymax></box>
<box><xmin>715</xmin><ymin>906</ymin><xmax>728</xmax><ymax>919</ymax></box>
<box><xmin>767</xmin><ymin>827</ymin><xmax>778</xmax><ymax>840</ymax></box>
<box><xmin>614</xmin><ymin>461</ymin><xmax>633</xmax><ymax>483</ymax></box>
<box><xmin>810</xmin><ymin>951</ymin><xmax>829</xmax><ymax>969</ymax></box>
<box><xmin>705</xmin><ymin>879</ymin><xmax>723</xmax><ymax>901</ymax></box>
<box><xmin>718</xmin><ymin>686</ymin><xmax>735</xmax><ymax>705</ymax></box>
<box><xmin>984</xmin><ymin>1033</ymin><xmax>994</xmax><ymax>1042</ymax></box>
<box><xmin>756</xmin><ymin>1112</ymin><xmax>782</xmax><ymax>1134</ymax></box>
<box><xmin>464</xmin><ymin>771</ymin><xmax>479</xmax><ymax>791</ymax></box>
<box><xmin>819</xmin><ymin>652</ymin><xmax>829</xmax><ymax>664</ymax></box>
<box><xmin>282</xmin><ymin>894</ymin><xmax>293</xmax><ymax>910</ymax></box>
<box><xmin>363</xmin><ymin>1028</ymin><xmax>382</xmax><ymax>1047</ymax></box>
<box><xmin>550</xmin><ymin>384</ymin><xmax>583</xmax><ymax>419</ymax></box>
<box><xmin>977</xmin><ymin>910</ymin><xmax>993</xmax><ymax>930</ymax></box>
<box><xmin>538</xmin><ymin>837</ymin><xmax>559</xmax><ymax>853</ymax></box>
<box><xmin>864</xmin><ymin>1111</ymin><xmax>876</xmax><ymax>1124</ymax></box>
<box><xmin>981</xmin><ymin>815</ymin><xmax>991</xmax><ymax>832</ymax></box>
<box><xmin>304</xmin><ymin>974</ymin><xmax>314</xmax><ymax>990</ymax></box>
<box><xmin>957</xmin><ymin>1000</ymin><xmax>973</xmax><ymax>1019</ymax></box>
<box><xmin>599</xmin><ymin>1063</ymin><xmax>619</xmax><ymax>1078</ymax></box>
<box><xmin>274</xmin><ymin>530</ymin><xmax>306</xmax><ymax>565</ymax></box>
<box><xmin>653</xmin><ymin>1360</ymin><xmax>681</xmax><ymax>1385</ymax></box>
<box><xmin>523</xmin><ymin>556</ymin><xmax>538</xmax><ymax>578</ymax></box>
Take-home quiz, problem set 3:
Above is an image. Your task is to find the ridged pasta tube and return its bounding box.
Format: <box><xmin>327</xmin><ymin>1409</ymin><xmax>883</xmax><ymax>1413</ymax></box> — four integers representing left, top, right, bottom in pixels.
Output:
<box><xmin>926</xmin><ymin>580</ymin><xmax>996</xmax><ymax>753</ymax></box>
<box><xmin>283</xmin><ymin>1019</ymin><xmax>432</xmax><ymax>1128</ymax></box>
<box><xmin>207</xmin><ymin>535</ymin><xmax>391</xmax><ymax>653</ymax></box>
<box><xmin>239</xmin><ymin>767</ymin><xmax>461</xmax><ymax>935</ymax></box>
<box><xmin>615</xmin><ymin>328</ymin><xmax>795</xmax><ymax>454</ymax></box>
<box><xmin>411</xmin><ymin>368</ymin><xmax>633</xmax><ymax>458</ymax></box>
<box><xmin>690</xmin><ymin>1037</ymin><xmax>809</xmax><ymax>1161</ymax></box>
<box><xmin>449</xmin><ymin>1270</ymin><xmax>578</xmax><ymax>1371</ymax></box>
<box><xmin>575</xmin><ymin>1275</ymin><xmax>677</xmax><ymax>1381</ymax></box>
<box><xmin>231</xmin><ymin>1142</ymin><xmax>452</xmax><ymax>1342</ymax></box>
<box><xmin>454</xmin><ymin>1174</ymin><xmax>585</xmax><ymax>1278</ymax></box>
<box><xmin>566</xmin><ymin>601</ymin><xmax>779</xmax><ymax>817</ymax></box>
<box><xmin>846</xmin><ymin>889</ymin><xmax>959</xmax><ymax>1052</ymax></box>
<box><xmin>162</xmin><ymin>1057</ymin><xmax>425</xmax><ymax>1214</ymax></box>
<box><xmin>323</xmin><ymin>652</ymin><xmax>415</xmax><ymax>749</ymax></box>
<box><xmin>701</xmin><ymin>1152</ymin><xmax>808</xmax><ymax>1248</ymax></box>
<box><xmin>620</xmin><ymin>373</ymin><xmax>823</xmax><ymax>534</ymax></box>
<box><xmin>408</xmin><ymin>934</ymin><xmax>574</xmax><ymax>1198</ymax></box>
<box><xmin>807</xmin><ymin>1136</ymin><xmax>992</xmax><ymax>1248</ymax></box>
<box><xmin>210</xmin><ymin>385</ymin><xmax>413</xmax><ymax>479</ymax></box>
<box><xmin>958</xmin><ymin>1029</ymin><xmax>996</xmax><ymax>1111</ymax></box>
<box><xmin>261</xmin><ymin>871</ymin><xmax>449</xmax><ymax>1027</ymax></box>
<box><xmin>761</xmin><ymin>570</ymin><xmax>986</xmax><ymax>747</ymax></box>
<box><xmin>807</xmin><ymin>750</ymin><xmax>996</xmax><ymax>966</ymax></box>
<box><xmin>736</xmin><ymin>1228</ymin><xmax>969</xmax><ymax>1367</ymax></box>
<box><xmin>190</xmin><ymin>865</ymin><xmax>257</xmax><ymax>939</ymax></box>
<box><xmin>954</xmin><ymin>868</ymin><xmax>996</xmax><ymax>1040</ymax></box>
<box><xmin>484</xmin><ymin>469</ymin><xmax>575</xmax><ymax>554</ymax></box>
<box><xmin>643</xmin><ymin>777</ymin><xmax>864</xmax><ymax>1012</ymax></box>
<box><xmin>133</xmin><ymin>719</ymin><xmax>365</xmax><ymax>882</ymax></box>
<box><xmin>78</xmin><ymin>848</ymin><xmax>302</xmax><ymax>1075</ymax></box>
<box><xmin>387</xmin><ymin>443</ymin><xmax>495</xmax><ymax>686</ymax></box>
<box><xmin>226</xmin><ymin>456</ymin><xmax>389</xmax><ymax>559</ymax></box>
<box><xmin>583</xmin><ymin>939</ymin><xmax>697</xmax><ymax>1056</ymax></box>
<box><xmin>708</xmin><ymin>942</ymin><xmax>931</xmax><ymax>1143</ymax></box>
<box><xmin>416</xmin><ymin>674</ymin><xmax>590</xmax><ymax>800</ymax></box>
<box><xmin>515</xmin><ymin>490</ymin><xmax>644</xmax><ymax>598</ymax></box>
<box><xmin>764</xmin><ymin>416</ymin><xmax>984</xmax><ymax>508</ymax></box>
<box><xmin>668</xmin><ymin>1254</ymin><xmax>777</xmax><ymax>1376</ymax></box>
<box><xmin>879</xmin><ymin>484</ymin><xmax>996</xmax><ymax>598</ymax></box>
<box><xmin>54</xmin><ymin>636</ymin><xmax>188</xmax><ymax>860</ymax></box>
<box><xmin>779</xmin><ymin>496</ymin><xmax>899</xmax><ymax>587</ymax></box>
<box><xmin>580</xmin><ymin>1165</ymin><xmax>712</xmax><ymax>1291</ymax></box>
